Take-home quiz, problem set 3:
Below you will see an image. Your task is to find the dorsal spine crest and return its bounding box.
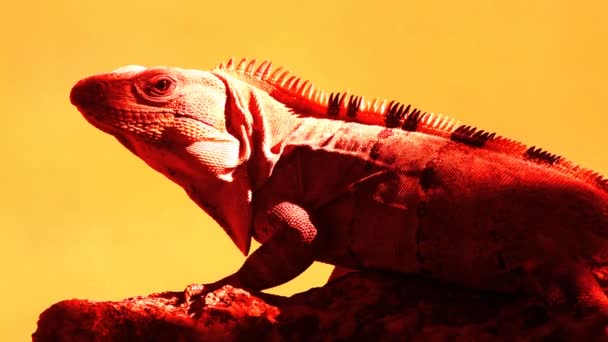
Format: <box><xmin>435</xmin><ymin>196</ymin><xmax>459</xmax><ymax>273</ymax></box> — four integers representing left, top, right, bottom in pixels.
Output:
<box><xmin>215</xmin><ymin>58</ymin><xmax>608</xmax><ymax>192</ymax></box>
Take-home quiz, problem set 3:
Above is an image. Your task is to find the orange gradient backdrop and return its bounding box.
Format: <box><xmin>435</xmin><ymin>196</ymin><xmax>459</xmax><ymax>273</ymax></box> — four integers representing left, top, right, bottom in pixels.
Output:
<box><xmin>2</xmin><ymin>1</ymin><xmax>607</xmax><ymax>340</ymax></box>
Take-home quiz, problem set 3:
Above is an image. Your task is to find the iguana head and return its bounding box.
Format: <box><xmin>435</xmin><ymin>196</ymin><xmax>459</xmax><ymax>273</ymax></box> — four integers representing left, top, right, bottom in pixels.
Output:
<box><xmin>70</xmin><ymin>65</ymin><xmax>257</xmax><ymax>255</ymax></box>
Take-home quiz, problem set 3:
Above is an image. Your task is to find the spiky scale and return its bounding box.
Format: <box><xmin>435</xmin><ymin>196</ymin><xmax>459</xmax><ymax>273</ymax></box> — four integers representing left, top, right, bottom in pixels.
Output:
<box><xmin>275</xmin><ymin>71</ymin><xmax>290</xmax><ymax>85</ymax></box>
<box><xmin>327</xmin><ymin>92</ymin><xmax>340</xmax><ymax>116</ymax></box>
<box><xmin>284</xmin><ymin>76</ymin><xmax>297</xmax><ymax>90</ymax></box>
<box><xmin>290</xmin><ymin>78</ymin><xmax>303</xmax><ymax>92</ymax></box>
<box><xmin>385</xmin><ymin>101</ymin><xmax>404</xmax><ymax>128</ymax></box>
<box><xmin>347</xmin><ymin>95</ymin><xmax>362</xmax><ymax>118</ymax></box>
<box><xmin>216</xmin><ymin>57</ymin><xmax>600</xmax><ymax>189</ymax></box>
<box><xmin>254</xmin><ymin>61</ymin><xmax>271</xmax><ymax>79</ymax></box>
<box><xmin>225</xmin><ymin>58</ymin><xmax>235</xmax><ymax>69</ymax></box>
<box><xmin>298</xmin><ymin>80</ymin><xmax>310</xmax><ymax>95</ymax></box>
<box><xmin>302</xmin><ymin>82</ymin><xmax>314</xmax><ymax>98</ymax></box>
<box><xmin>245</xmin><ymin>59</ymin><xmax>257</xmax><ymax>74</ymax></box>
<box><xmin>268</xmin><ymin>66</ymin><xmax>284</xmax><ymax>82</ymax></box>
<box><xmin>317</xmin><ymin>91</ymin><xmax>326</xmax><ymax>104</ymax></box>
<box><xmin>338</xmin><ymin>92</ymin><xmax>348</xmax><ymax>113</ymax></box>
<box><xmin>236</xmin><ymin>58</ymin><xmax>248</xmax><ymax>72</ymax></box>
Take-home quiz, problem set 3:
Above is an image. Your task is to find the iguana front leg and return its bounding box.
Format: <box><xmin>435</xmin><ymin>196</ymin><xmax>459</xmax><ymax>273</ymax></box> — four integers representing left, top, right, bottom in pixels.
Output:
<box><xmin>185</xmin><ymin>202</ymin><xmax>317</xmax><ymax>301</ymax></box>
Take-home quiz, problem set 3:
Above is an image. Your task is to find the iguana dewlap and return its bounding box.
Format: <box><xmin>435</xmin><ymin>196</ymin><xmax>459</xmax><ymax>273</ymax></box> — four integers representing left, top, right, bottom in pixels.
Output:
<box><xmin>71</xmin><ymin>58</ymin><xmax>608</xmax><ymax>315</ymax></box>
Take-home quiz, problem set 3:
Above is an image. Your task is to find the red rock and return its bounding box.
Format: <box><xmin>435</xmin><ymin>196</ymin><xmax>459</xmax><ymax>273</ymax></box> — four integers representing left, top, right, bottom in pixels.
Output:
<box><xmin>33</xmin><ymin>272</ymin><xmax>608</xmax><ymax>341</ymax></box>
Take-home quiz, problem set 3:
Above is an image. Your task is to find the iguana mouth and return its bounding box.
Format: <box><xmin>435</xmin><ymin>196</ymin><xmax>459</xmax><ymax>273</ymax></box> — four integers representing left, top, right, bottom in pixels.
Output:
<box><xmin>101</xmin><ymin>107</ymin><xmax>177</xmax><ymax>122</ymax></box>
<box><xmin>75</xmin><ymin>106</ymin><xmax>178</xmax><ymax>139</ymax></box>
<box><xmin>103</xmin><ymin>107</ymin><xmax>213</xmax><ymax>125</ymax></box>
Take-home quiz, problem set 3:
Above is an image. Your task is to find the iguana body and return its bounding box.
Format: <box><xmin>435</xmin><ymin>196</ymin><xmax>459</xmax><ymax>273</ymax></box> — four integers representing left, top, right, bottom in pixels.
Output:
<box><xmin>71</xmin><ymin>58</ymin><xmax>608</xmax><ymax>314</ymax></box>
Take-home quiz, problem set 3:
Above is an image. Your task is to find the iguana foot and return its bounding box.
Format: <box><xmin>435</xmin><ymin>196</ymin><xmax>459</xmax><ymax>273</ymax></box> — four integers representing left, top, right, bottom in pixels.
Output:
<box><xmin>183</xmin><ymin>274</ymin><xmax>243</xmax><ymax>303</ymax></box>
<box><xmin>184</xmin><ymin>283</ymin><xmax>208</xmax><ymax>303</ymax></box>
<box><xmin>183</xmin><ymin>282</ymin><xmax>228</xmax><ymax>316</ymax></box>
<box><xmin>183</xmin><ymin>278</ymin><xmax>248</xmax><ymax>316</ymax></box>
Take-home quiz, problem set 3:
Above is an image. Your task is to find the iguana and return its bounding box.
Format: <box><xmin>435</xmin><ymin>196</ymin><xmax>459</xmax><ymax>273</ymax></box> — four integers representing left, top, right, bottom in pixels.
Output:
<box><xmin>70</xmin><ymin>58</ymin><xmax>608</xmax><ymax>315</ymax></box>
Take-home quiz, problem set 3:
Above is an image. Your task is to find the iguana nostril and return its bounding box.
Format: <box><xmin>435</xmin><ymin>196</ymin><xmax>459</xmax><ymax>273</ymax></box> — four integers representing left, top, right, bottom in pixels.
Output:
<box><xmin>95</xmin><ymin>82</ymin><xmax>104</xmax><ymax>97</ymax></box>
<box><xmin>70</xmin><ymin>78</ymin><xmax>105</xmax><ymax>107</ymax></box>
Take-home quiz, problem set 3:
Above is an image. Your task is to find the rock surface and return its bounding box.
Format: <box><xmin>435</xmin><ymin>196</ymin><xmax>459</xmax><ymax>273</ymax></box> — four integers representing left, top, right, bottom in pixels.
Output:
<box><xmin>33</xmin><ymin>272</ymin><xmax>608</xmax><ymax>341</ymax></box>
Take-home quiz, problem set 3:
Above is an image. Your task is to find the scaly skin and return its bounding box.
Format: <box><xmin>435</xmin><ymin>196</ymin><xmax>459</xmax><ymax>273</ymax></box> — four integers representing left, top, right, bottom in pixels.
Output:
<box><xmin>71</xmin><ymin>59</ymin><xmax>608</xmax><ymax>316</ymax></box>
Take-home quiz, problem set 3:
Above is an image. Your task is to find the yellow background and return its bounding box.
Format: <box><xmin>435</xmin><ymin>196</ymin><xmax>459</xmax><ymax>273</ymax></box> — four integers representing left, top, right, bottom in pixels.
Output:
<box><xmin>2</xmin><ymin>0</ymin><xmax>607</xmax><ymax>340</ymax></box>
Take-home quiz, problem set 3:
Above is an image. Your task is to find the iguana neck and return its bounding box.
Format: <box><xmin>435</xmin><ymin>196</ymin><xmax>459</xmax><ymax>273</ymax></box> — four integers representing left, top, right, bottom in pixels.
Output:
<box><xmin>164</xmin><ymin>71</ymin><xmax>307</xmax><ymax>255</ymax></box>
<box><xmin>217</xmin><ymin>70</ymin><xmax>305</xmax><ymax>191</ymax></box>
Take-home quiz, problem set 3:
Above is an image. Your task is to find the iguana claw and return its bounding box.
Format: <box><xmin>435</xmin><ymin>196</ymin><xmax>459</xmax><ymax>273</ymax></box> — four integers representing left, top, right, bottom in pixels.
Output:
<box><xmin>184</xmin><ymin>283</ymin><xmax>207</xmax><ymax>303</ymax></box>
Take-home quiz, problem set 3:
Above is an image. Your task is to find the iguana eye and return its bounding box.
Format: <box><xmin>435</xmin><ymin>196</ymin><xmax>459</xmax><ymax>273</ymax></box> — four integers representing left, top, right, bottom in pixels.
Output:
<box><xmin>145</xmin><ymin>76</ymin><xmax>176</xmax><ymax>97</ymax></box>
<box><xmin>154</xmin><ymin>79</ymin><xmax>171</xmax><ymax>91</ymax></box>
